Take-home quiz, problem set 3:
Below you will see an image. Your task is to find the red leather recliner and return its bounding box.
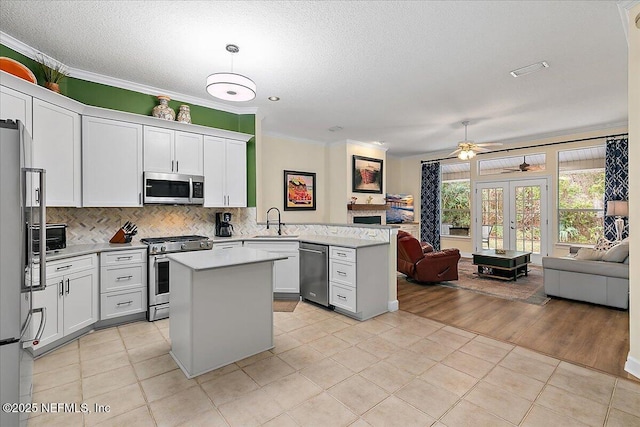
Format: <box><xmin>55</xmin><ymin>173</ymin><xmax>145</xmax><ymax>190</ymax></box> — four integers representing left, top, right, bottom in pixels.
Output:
<box><xmin>397</xmin><ymin>232</ymin><xmax>460</xmax><ymax>282</ymax></box>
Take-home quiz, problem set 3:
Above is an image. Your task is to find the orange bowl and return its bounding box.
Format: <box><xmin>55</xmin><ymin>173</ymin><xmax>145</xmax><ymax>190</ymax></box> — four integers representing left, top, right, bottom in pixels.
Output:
<box><xmin>0</xmin><ymin>57</ymin><xmax>37</xmax><ymax>84</ymax></box>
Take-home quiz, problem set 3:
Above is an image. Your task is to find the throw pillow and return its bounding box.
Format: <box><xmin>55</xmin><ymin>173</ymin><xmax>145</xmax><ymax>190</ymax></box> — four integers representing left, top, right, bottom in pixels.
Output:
<box><xmin>602</xmin><ymin>241</ymin><xmax>630</xmax><ymax>263</ymax></box>
<box><xmin>575</xmin><ymin>248</ymin><xmax>605</xmax><ymax>261</ymax></box>
<box><xmin>594</xmin><ymin>237</ymin><xmax>616</xmax><ymax>251</ymax></box>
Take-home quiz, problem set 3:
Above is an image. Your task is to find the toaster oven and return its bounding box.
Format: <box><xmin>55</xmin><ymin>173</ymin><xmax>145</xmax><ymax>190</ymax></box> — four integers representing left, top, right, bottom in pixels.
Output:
<box><xmin>30</xmin><ymin>223</ymin><xmax>67</xmax><ymax>253</ymax></box>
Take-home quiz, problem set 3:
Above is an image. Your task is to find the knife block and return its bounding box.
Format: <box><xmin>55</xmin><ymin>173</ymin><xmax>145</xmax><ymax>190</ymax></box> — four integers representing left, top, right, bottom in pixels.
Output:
<box><xmin>109</xmin><ymin>229</ymin><xmax>132</xmax><ymax>244</ymax></box>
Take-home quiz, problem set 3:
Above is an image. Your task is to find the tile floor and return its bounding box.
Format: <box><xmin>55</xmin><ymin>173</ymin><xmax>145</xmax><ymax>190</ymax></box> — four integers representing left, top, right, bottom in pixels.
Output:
<box><xmin>28</xmin><ymin>302</ymin><xmax>640</xmax><ymax>427</ymax></box>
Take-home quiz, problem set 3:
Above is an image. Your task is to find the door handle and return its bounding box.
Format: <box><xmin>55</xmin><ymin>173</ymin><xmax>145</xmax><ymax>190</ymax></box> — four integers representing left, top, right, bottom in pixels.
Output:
<box><xmin>299</xmin><ymin>248</ymin><xmax>323</xmax><ymax>254</ymax></box>
<box><xmin>171</xmin><ymin>160</ymin><xmax>174</xmax><ymax>172</ymax></box>
<box><xmin>65</xmin><ymin>278</ymin><xmax>70</xmax><ymax>295</ymax></box>
<box><xmin>59</xmin><ymin>279</ymin><xmax>64</xmax><ymax>296</ymax></box>
<box><xmin>116</xmin><ymin>275</ymin><xmax>133</xmax><ymax>281</ymax></box>
<box><xmin>176</xmin><ymin>161</ymin><xmax>179</xmax><ymax>172</ymax></box>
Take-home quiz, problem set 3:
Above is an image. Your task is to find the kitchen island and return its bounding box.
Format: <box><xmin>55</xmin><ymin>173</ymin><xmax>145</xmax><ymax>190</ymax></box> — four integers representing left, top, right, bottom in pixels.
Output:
<box><xmin>167</xmin><ymin>247</ymin><xmax>287</xmax><ymax>378</ymax></box>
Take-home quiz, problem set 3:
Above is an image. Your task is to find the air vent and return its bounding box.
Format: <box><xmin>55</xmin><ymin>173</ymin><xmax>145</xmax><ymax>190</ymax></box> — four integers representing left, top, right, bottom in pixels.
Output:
<box><xmin>510</xmin><ymin>61</ymin><xmax>549</xmax><ymax>77</ymax></box>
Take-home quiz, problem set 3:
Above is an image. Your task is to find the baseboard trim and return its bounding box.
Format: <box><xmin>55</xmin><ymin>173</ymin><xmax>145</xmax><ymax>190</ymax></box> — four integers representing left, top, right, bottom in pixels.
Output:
<box><xmin>388</xmin><ymin>300</ymin><xmax>399</xmax><ymax>312</ymax></box>
<box><xmin>625</xmin><ymin>353</ymin><xmax>640</xmax><ymax>378</ymax></box>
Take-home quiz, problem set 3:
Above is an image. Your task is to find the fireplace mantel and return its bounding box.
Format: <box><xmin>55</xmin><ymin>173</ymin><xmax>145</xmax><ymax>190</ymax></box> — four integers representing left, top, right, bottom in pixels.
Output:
<box><xmin>347</xmin><ymin>204</ymin><xmax>388</xmax><ymax>211</ymax></box>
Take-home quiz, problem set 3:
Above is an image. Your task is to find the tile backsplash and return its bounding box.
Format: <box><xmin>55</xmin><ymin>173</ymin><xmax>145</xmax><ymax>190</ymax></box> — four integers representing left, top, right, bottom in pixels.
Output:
<box><xmin>48</xmin><ymin>207</ymin><xmax>390</xmax><ymax>244</ymax></box>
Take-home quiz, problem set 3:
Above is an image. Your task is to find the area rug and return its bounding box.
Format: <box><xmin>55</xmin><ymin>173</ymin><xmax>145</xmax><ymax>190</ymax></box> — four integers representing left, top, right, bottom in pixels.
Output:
<box><xmin>403</xmin><ymin>257</ymin><xmax>550</xmax><ymax>306</ymax></box>
<box><xmin>273</xmin><ymin>299</ymin><xmax>299</xmax><ymax>312</ymax></box>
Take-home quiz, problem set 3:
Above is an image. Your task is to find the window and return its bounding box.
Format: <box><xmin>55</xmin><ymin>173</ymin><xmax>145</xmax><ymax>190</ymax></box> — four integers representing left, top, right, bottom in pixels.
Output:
<box><xmin>441</xmin><ymin>163</ymin><xmax>470</xmax><ymax>236</ymax></box>
<box><xmin>558</xmin><ymin>146</ymin><xmax>605</xmax><ymax>244</ymax></box>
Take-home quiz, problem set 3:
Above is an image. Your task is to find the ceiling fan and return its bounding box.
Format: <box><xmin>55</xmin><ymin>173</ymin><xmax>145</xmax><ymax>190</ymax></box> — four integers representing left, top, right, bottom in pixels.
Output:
<box><xmin>502</xmin><ymin>156</ymin><xmax>545</xmax><ymax>172</ymax></box>
<box><xmin>448</xmin><ymin>121</ymin><xmax>502</xmax><ymax>160</ymax></box>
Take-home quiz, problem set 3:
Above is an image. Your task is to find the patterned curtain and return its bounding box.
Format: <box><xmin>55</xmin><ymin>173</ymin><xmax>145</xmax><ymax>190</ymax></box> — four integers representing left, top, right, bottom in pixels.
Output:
<box><xmin>604</xmin><ymin>136</ymin><xmax>629</xmax><ymax>241</ymax></box>
<box><xmin>420</xmin><ymin>162</ymin><xmax>441</xmax><ymax>250</ymax></box>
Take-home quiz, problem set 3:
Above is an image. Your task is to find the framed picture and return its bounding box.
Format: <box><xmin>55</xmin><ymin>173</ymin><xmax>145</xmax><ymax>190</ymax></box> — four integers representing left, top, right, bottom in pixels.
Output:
<box><xmin>352</xmin><ymin>155</ymin><xmax>383</xmax><ymax>193</ymax></box>
<box><xmin>284</xmin><ymin>170</ymin><xmax>316</xmax><ymax>210</ymax></box>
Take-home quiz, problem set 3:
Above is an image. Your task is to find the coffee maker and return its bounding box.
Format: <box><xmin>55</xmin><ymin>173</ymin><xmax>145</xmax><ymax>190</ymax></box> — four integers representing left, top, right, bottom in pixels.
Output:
<box><xmin>215</xmin><ymin>212</ymin><xmax>233</xmax><ymax>237</ymax></box>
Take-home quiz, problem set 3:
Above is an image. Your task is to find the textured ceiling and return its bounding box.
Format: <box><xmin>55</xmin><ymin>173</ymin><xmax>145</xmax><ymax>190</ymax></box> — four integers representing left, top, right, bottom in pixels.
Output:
<box><xmin>0</xmin><ymin>1</ymin><xmax>629</xmax><ymax>157</ymax></box>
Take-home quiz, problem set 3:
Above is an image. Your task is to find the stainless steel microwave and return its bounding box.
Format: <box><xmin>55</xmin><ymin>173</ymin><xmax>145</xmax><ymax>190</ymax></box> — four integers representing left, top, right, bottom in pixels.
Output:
<box><xmin>143</xmin><ymin>172</ymin><xmax>204</xmax><ymax>205</ymax></box>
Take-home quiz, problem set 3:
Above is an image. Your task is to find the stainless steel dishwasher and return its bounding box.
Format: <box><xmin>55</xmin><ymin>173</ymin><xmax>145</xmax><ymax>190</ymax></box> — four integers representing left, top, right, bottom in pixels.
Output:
<box><xmin>299</xmin><ymin>242</ymin><xmax>330</xmax><ymax>307</ymax></box>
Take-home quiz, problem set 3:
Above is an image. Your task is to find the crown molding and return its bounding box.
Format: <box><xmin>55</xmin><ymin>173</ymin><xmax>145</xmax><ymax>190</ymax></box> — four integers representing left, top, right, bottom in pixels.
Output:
<box><xmin>618</xmin><ymin>0</ymin><xmax>640</xmax><ymax>45</ymax></box>
<box><xmin>346</xmin><ymin>139</ymin><xmax>390</xmax><ymax>152</ymax></box>
<box><xmin>0</xmin><ymin>31</ymin><xmax>258</xmax><ymax>116</ymax></box>
<box><xmin>262</xmin><ymin>130</ymin><xmax>327</xmax><ymax>146</ymax></box>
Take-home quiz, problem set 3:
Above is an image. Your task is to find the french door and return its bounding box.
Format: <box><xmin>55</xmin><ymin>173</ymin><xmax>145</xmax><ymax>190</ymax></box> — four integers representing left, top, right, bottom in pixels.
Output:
<box><xmin>474</xmin><ymin>178</ymin><xmax>550</xmax><ymax>264</ymax></box>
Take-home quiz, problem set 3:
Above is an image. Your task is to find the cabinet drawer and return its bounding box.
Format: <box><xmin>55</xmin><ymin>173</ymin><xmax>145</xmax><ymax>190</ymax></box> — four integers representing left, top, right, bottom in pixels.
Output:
<box><xmin>244</xmin><ymin>241</ymin><xmax>299</xmax><ymax>252</ymax></box>
<box><xmin>330</xmin><ymin>246</ymin><xmax>356</xmax><ymax>262</ymax></box>
<box><xmin>211</xmin><ymin>242</ymin><xmax>242</xmax><ymax>250</ymax></box>
<box><xmin>101</xmin><ymin>288</ymin><xmax>146</xmax><ymax>320</ymax></box>
<box><xmin>101</xmin><ymin>264</ymin><xmax>144</xmax><ymax>293</ymax></box>
<box><xmin>330</xmin><ymin>283</ymin><xmax>356</xmax><ymax>313</ymax></box>
<box><xmin>46</xmin><ymin>254</ymin><xmax>96</xmax><ymax>277</ymax></box>
<box><xmin>329</xmin><ymin>259</ymin><xmax>356</xmax><ymax>287</ymax></box>
<box><xmin>101</xmin><ymin>249</ymin><xmax>146</xmax><ymax>266</ymax></box>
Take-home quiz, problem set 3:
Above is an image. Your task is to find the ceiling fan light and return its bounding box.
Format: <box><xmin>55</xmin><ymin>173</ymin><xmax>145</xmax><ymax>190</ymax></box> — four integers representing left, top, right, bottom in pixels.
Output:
<box><xmin>206</xmin><ymin>72</ymin><xmax>256</xmax><ymax>101</ymax></box>
<box><xmin>467</xmin><ymin>150</ymin><xmax>476</xmax><ymax>159</ymax></box>
<box><xmin>458</xmin><ymin>150</ymin><xmax>469</xmax><ymax>160</ymax></box>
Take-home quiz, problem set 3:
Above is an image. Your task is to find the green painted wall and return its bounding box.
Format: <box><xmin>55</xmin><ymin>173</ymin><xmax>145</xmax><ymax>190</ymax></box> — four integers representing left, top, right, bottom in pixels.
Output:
<box><xmin>1</xmin><ymin>43</ymin><xmax>257</xmax><ymax>206</ymax></box>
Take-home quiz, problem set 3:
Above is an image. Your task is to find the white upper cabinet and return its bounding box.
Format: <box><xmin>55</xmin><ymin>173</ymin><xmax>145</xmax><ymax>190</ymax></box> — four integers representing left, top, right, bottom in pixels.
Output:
<box><xmin>32</xmin><ymin>98</ymin><xmax>81</xmax><ymax>207</ymax></box>
<box><xmin>174</xmin><ymin>131</ymin><xmax>204</xmax><ymax>175</ymax></box>
<box><xmin>0</xmin><ymin>85</ymin><xmax>32</xmax><ymax>133</ymax></box>
<box><xmin>82</xmin><ymin>116</ymin><xmax>143</xmax><ymax>207</ymax></box>
<box><xmin>203</xmin><ymin>136</ymin><xmax>246</xmax><ymax>207</ymax></box>
<box><xmin>144</xmin><ymin>126</ymin><xmax>203</xmax><ymax>175</ymax></box>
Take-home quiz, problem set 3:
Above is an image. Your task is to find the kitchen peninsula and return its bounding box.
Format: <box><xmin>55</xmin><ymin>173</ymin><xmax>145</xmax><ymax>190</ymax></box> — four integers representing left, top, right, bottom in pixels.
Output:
<box><xmin>167</xmin><ymin>247</ymin><xmax>287</xmax><ymax>378</ymax></box>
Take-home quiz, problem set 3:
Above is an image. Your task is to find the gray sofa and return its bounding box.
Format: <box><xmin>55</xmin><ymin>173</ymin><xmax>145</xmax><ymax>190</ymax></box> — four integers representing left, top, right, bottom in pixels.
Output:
<box><xmin>542</xmin><ymin>255</ymin><xmax>629</xmax><ymax>309</ymax></box>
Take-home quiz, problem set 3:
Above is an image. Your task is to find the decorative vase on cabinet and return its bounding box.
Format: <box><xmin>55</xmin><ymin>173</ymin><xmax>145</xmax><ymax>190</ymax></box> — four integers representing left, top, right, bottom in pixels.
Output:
<box><xmin>152</xmin><ymin>95</ymin><xmax>175</xmax><ymax>121</ymax></box>
<box><xmin>176</xmin><ymin>104</ymin><xmax>192</xmax><ymax>124</ymax></box>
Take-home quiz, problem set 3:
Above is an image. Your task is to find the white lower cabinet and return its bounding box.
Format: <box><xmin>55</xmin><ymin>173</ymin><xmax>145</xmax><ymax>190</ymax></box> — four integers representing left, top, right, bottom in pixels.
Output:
<box><xmin>32</xmin><ymin>254</ymin><xmax>99</xmax><ymax>350</ymax></box>
<box><xmin>99</xmin><ymin>249</ymin><xmax>147</xmax><ymax>320</ymax></box>
<box><xmin>329</xmin><ymin>245</ymin><xmax>388</xmax><ymax>320</ymax></box>
<box><xmin>243</xmin><ymin>241</ymin><xmax>300</xmax><ymax>294</ymax></box>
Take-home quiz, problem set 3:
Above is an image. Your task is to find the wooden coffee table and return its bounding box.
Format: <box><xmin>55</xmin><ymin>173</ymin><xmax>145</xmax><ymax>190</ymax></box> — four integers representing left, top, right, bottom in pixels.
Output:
<box><xmin>472</xmin><ymin>250</ymin><xmax>531</xmax><ymax>282</ymax></box>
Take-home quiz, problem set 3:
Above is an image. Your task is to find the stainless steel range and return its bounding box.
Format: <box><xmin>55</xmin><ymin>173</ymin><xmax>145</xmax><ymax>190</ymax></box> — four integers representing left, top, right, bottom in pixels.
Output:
<box><xmin>142</xmin><ymin>235</ymin><xmax>213</xmax><ymax>321</ymax></box>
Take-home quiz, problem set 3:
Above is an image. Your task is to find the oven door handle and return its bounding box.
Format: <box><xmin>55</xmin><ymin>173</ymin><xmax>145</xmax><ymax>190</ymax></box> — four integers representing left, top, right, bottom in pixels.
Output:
<box><xmin>154</xmin><ymin>255</ymin><xmax>168</xmax><ymax>263</ymax></box>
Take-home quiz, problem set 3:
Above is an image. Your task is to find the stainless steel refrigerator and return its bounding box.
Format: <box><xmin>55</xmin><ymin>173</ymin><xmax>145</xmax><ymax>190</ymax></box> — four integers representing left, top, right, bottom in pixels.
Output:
<box><xmin>0</xmin><ymin>119</ymin><xmax>47</xmax><ymax>427</ymax></box>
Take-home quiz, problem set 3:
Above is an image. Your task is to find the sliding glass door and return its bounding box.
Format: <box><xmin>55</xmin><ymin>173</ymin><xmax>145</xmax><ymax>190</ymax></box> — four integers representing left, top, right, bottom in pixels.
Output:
<box><xmin>475</xmin><ymin>178</ymin><xmax>549</xmax><ymax>264</ymax></box>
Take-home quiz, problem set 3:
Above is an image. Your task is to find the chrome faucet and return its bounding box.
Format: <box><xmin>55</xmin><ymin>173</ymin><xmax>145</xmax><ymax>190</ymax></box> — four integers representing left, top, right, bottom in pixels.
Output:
<box><xmin>266</xmin><ymin>207</ymin><xmax>282</xmax><ymax>235</ymax></box>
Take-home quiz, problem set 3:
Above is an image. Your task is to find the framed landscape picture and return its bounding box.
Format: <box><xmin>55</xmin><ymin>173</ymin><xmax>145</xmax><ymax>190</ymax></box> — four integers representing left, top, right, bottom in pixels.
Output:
<box><xmin>284</xmin><ymin>170</ymin><xmax>316</xmax><ymax>210</ymax></box>
<box><xmin>352</xmin><ymin>155</ymin><xmax>383</xmax><ymax>193</ymax></box>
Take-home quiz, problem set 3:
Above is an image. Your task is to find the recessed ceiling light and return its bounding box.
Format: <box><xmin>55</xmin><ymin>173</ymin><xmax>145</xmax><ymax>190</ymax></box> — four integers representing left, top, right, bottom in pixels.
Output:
<box><xmin>328</xmin><ymin>126</ymin><xmax>343</xmax><ymax>132</ymax></box>
<box><xmin>510</xmin><ymin>61</ymin><xmax>549</xmax><ymax>78</ymax></box>
<box><xmin>268</xmin><ymin>96</ymin><xmax>280</xmax><ymax>101</ymax></box>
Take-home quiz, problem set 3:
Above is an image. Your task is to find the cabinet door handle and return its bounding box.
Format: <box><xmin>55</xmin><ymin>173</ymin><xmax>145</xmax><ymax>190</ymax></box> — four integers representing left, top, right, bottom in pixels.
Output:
<box><xmin>171</xmin><ymin>160</ymin><xmax>174</xmax><ymax>172</ymax></box>
<box><xmin>117</xmin><ymin>256</ymin><xmax>133</xmax><ymax>261</ymax></box>
<box><xmin>337</xmin><ymin>271</ymin><xmax>347</xmax><ymax>276</ymax></box>
<box><xmin>117</xmin><ymin>300</ymin><xmax>133</xmax><ymax>306</ymax></box>
<box><xmin>176</xmin><ymin>161</ymin><xmax>179</xmax><ymax>172</ymax></box>
<box><xmin>59</xmin><ymin>279</ymin><xmax>64</xmax><ymax>296</ymax></box>
<box><xmin>56</xmin><ymin>264</ymin><xmax>72</xmax><ymax>271</ymax></box>
<box><xmin>336</xmin><ymin>252</ymin><xmax>347</xmax><ymax>257</ymax></box>
<box><xmin>35</xmin><ymin>188</ymin><xmax>40</xmax><ymax>204</ymax></box>
<box><xmin>65</xmin><ymin>278</ymin><xmax>70</xmax><ymax>295</ymax></box>
<box><xmin>139</xmin><ymin>192</ymin><xmax>142</xmax><ymax>204</ymax></box>
<box><xmin>337</xmin><ymin>294</ymin><xmax>347</xmax><ymax>300</ymax></box>
<box><xmin>116</xmin><ymin>275</ymin><xmax>133</xmax><ymax>280</ymax></box>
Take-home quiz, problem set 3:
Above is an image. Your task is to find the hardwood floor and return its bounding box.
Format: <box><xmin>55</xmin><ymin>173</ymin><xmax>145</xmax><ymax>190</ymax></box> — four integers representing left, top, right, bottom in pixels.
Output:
<box><xmin>397</xmin><ymin>277</ymin><xmax>636</xmax><ymax>381</ymax></box>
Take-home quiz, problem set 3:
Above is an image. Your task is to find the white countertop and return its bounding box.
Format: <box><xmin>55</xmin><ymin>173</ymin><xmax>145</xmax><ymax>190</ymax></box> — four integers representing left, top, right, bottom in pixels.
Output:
<box><xmin>40</xmin><ymin>242</ymin><xmax>147</xmax><ymax>262</ymax></box>
<box><xmin>168</xmin><ymin>247</ymin><xmax>288</xmax><ymax>271</ymax></box>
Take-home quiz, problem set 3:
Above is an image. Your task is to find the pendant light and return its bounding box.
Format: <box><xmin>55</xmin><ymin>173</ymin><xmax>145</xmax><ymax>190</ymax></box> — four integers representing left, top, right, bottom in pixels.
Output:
<box><xmin>206</xmin><ymin>44</ymin><xmax>256</xmax><ymax>102</ymax></box>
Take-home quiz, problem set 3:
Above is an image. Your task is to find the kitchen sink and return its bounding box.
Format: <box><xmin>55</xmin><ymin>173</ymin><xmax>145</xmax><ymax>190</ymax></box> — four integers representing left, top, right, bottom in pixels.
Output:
<box><xmin>252</xmin><ymin>235</ymin><xmax>299</xmax><ymax>238</ymax></box>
